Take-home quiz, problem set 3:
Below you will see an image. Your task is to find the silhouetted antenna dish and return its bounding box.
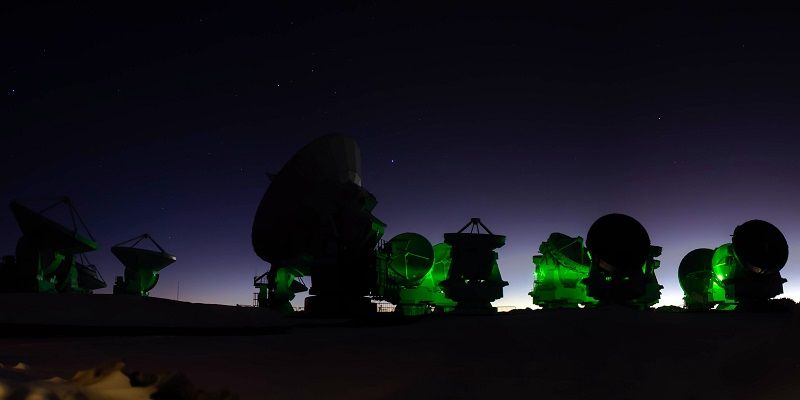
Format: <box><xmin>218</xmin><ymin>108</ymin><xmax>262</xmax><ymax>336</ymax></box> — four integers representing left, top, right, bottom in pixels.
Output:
<box><xmin>252</xmin><ymin>134</ymin><xmax>371</xmax><ymax>265</ymax></box>
<box><xmin>112</xmin><ymin>234</ymin><xmax>175</xmax><ymax>296</ymax></box>
<box><xmin>76</xmin><ymin>256</ymin><xmax>107</xmax><ymax>291</ymax></box>
<box><xmin>11</xmin><ymin>198</ymin><xmax>96</xmax><ymax>254</ymax></box>
<box><xmin>1</xmin><ymin>198</ymin><xmax>100</xmax><ymax>293</ymax></box>
<box><xmin>582</xmin><ymin>213</ymin><xmax>662</xmax><ymax>307</ymax></box>
<box><xmin>586</xmin><ymin>213</ymin><xmax>650</xmax><ymax>275</ymax></box>
<box><xmin>112</xmin><ymin>234</ymin><xmax>175</xmax><ymax>271</ymax></box>
<box><xmin>251</xmin><ymin>134</ymin><xmax>384</xmax><ymax>315</ymax></box>
<box><xmin>732</xmin><ymin>220</ymin><xmax>788</xmax><ymax>274</ymax></box>
<box><xmin>440</xmin><ymin>218</ymin><xmax>508</xmax><ymax>313</ymax></box>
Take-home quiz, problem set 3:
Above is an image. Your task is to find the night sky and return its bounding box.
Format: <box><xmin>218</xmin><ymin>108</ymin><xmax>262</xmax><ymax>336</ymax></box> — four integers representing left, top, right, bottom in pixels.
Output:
<box><xmin>3</xmin><ymin>2</ymin><xmax>800</xmax><ymax>308</ymax></box>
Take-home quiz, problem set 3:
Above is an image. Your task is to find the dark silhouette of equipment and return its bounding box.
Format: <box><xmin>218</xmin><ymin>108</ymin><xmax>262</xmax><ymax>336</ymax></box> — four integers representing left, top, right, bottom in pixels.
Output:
<box><xmin>679</xmin><ymin>220</ymin><xmax>788</xmax><ymax>310</ymax></box>
<box><xmin>112</xmin><ymin>234</ymin><xmax>175</xmax><ymax>296</ymax></box>
<box><xmin>75</xmin><ymin>257</ymin><xmax>106</xmax><ymax>292</ymax></box>
<box><xmin>0</xmin><ymin>198</ymin><xmax>104</xmax><ymax>293</ymax></box>
<box><xmin>251</xmin><ymin>134</ymin><xmax>385</xmax><ymax>316</ymax></box>
<box><xmin>582</xmin><ymin>213</ymin><xmax>663</xmax><ymax>308</ymax></box>
<box><xmin>439</xmin><ymin>218</ymin><xmax>508</xmax><ymax>313</ymax></box>
<box><xmin>374</xmin><ymin>233</ymin><xmax>455</xmax><ymax>315</ymax></box>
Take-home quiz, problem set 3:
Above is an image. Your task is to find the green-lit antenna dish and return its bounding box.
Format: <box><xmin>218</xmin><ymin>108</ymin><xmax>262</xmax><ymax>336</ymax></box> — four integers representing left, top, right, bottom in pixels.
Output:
<box><xmin>386</xmin><ymin>232</ymin><xmax>434</xmax><ymax>285</ymax></box>
<box><xmin>530</xmin><ymin>233</ymin><xmax>596</xmax><ymax>309</ymax></box>
<box><xmin>374</xmin><ymin>233</ymin><xmax>455</xmax><ymax>316</ymax></box>
<box><xmin>430</xmin><ymin>243</ymin><xmax>452</xmax><ymax>284</ymax></box>
<box><xmin>0</xmin><ymin>198</ymin><xmax>99</xmax><ymax>293</ymax></box>
<box><xmin>684</xmin><ymin>219</ymin><xmax>790</xmax><ymax>310</ymax></box>
<box><xmin>678</xmin><ymin>248</ymin><xmax>715</xmax><ymax>310</ymax></box>
<box><xmin>112</xmin><ymin>234</ymin><xmax>175</xmax><ymax>296</ymax></box>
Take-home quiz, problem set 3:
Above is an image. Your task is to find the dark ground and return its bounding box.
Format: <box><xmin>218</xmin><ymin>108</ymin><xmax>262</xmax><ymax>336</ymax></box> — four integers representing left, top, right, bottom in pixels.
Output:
<box><xmin>2</xmin><ymin>304</ymin><xmax>800</xmax><ymax>399</ymax></box>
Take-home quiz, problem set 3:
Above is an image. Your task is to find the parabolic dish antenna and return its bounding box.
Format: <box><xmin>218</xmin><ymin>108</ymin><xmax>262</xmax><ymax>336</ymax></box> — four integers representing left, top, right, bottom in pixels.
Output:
<box><xmin>252</xmin><ymin>134</ymin><xmax>375</xmax><ymax>265</ymax></box>
<box><xmin>678</xmin><ymin>248</ymin><xmax>715</xmax><ymax>310</ymax></box>
<box><xmin>440</xmin><ymin>218</ymin><xmax>508</xmax><ymax>312</ymax></box>
<box><xmin>386</xmin><ymin>232</ymin><xmax>434</xmax><ymax>285</ymax></box>
<box><xmin>732</xmin><ymin>219</ymin><xmax>788</xmax><ymax>274</ymax></box>
<box><xmin>678</xmin><ymin>248</ymin><xmax>714</xmax><ymax>293</ymax></box>
<box><xmin>3</xmin><ymin>198</ymin><xmax>99</xmax><ymax>293</ymax></box>
<box><xmin>544</xmin><ymin>232</ymin><xmax>591</xmax><ymax>272</ymax></box>
<box><xmin>76</xmin><ymin>262</ymin><xmax>107</xmax><ymax>291</ymax></box>
<box><xmin>10</xmin><ymin>199</ymin><xmax>96</xmax><ymax>254</ymax></box>
<box><xmin>251</xmin><ymin>134</ymin><xmax>384</xmax><ymax>315</ymax></box>
<box><xmin>586</xmin><ymin>213</ymin><xmax>650</xmax><ymax>275</ymax></box>
<box><xmin>112</xmin><ymin>244</ymin><xmax>176</xmax><ymax>273</ymax></box>
<box><xmin>431</xmin><ymin>243</ymin><xmax>452</xmax><ymax>284</ymax></box>
<box><xmin>112</xmin><ymin>234</ymin><xmax>175</xmax><ymax>296</ymax></box>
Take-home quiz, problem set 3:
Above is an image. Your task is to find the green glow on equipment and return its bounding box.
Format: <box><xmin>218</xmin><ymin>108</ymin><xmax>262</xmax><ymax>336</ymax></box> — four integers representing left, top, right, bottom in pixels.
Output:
<box><xmin>710</xmin><ymin>244</ymin><xmax>737</xmax><ymax>309</ymax></box>
<box><xmin>0</xmin><ymin>198</ymin><xmax>105</xmax><ymax>294</ymax></box>
<box><xmin>530</xmin><ymin>233</ymin><xmax>596</xmax><ymax>308</ymax></box>
<box><xmin>679</xmin><ymin>220</ymin><xmax>789</xmax><ymax>311</ymax></box>
<box><xmin>112</xmin><ymin>234</ymin><xmax>175</xmax><ymax>296</ymax></box>
<box><xmin>531</xmin><ymin>214</ymin><xmax>663</xmax><ymax>309</ymax></box>
<box><xmin>530</xmin><ymin>232</ymin><xmax>662</xmax><ymax>309</ymax></box>
<box><xmin>374</xmin><ymin>234</ymin><xmax>455</xmax><ymax>316</ymax></box>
